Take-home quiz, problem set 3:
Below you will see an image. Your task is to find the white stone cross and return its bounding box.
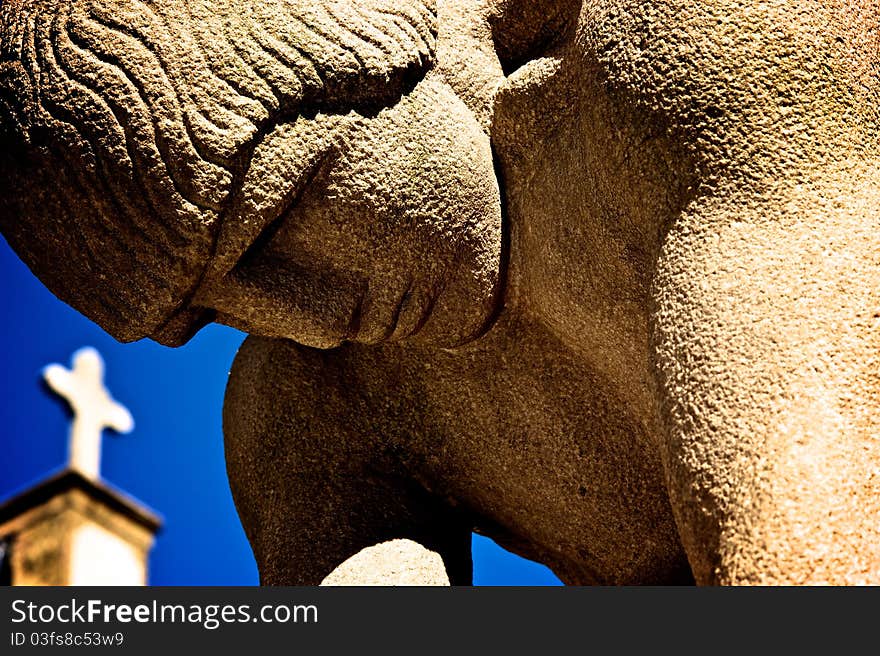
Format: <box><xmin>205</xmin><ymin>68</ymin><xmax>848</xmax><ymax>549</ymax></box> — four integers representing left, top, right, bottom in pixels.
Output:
<box><xmin>42</xmin><ymin>347</ymin><xmax>134</xmax><ymax>480</ymax></box>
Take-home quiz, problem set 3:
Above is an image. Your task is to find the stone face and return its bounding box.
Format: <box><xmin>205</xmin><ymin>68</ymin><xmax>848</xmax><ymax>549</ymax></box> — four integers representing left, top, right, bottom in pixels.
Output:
<box><xmin>1</xmin><ymin>0</ymin><xmax>879</xmax><ymax>585</ymax></box>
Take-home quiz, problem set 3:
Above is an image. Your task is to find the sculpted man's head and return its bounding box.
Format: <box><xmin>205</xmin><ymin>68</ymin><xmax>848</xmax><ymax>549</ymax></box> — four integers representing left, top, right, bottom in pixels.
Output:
<box><xmin>0</xmin><ymin>0</ymin><xmax>503</xmax><ymax>349</ymax></box>
<box><xmin>3</xmin><ymin>0</ymin><xmax>880</xmax><ymax>586</ymax></box>
<box><xmin>5</xmin><ymin>0</ymin><xmax>874</xmax><ymax>356</ymax></box>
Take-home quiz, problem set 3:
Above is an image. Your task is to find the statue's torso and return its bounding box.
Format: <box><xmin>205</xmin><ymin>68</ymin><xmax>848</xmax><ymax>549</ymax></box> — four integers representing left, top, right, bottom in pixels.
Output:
<box><xmin>225</xmin><ymin>308</ymin><xmax>691</xmax><ymax>584</ymax></box>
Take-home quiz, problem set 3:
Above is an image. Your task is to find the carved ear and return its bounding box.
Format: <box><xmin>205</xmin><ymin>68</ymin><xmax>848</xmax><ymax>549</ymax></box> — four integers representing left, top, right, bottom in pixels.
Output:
<box><xmin>488</xmin><ymin>0</ymin><xmax>582</xmax><ymax>74</ymax></box>
<box><xmin>0</xmin><ymin>0</ymin><xmax>437</xmax><ymax>344</ymax></box>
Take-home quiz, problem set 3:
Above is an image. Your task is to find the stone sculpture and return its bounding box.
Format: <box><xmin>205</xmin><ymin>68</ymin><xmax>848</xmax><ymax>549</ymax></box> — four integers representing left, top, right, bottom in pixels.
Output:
<box><xmin>1</xmin><ymin>0</ymin><xmax>877</xmax><ymax>584</ymax></box>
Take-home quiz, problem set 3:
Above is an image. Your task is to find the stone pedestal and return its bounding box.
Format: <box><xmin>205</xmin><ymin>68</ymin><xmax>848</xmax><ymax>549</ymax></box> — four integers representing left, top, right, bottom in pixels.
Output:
<box><xmin>0</xmin><ymin>469</ymin><xmax>160</xmax><ymax>586</ymax></box>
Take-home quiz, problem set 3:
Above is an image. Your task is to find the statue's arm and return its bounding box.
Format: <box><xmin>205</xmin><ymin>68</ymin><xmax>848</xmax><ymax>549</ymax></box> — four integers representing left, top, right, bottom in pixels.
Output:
<box><xmin>223</xmin><ymin>336</ymin><xmax>473</xmax><ymax>585</ymax></box>
<box><xmin>653</xmin><ymin>163</ymin><xmax>880</xmax><ymax>584</ymax></box>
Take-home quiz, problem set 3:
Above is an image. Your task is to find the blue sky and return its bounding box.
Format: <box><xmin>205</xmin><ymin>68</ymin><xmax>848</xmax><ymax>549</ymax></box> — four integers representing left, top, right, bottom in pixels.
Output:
<box><xmin>0</xmin><ymin>236</ymin><xmax>560</xmax><ymax>586</ymax></box>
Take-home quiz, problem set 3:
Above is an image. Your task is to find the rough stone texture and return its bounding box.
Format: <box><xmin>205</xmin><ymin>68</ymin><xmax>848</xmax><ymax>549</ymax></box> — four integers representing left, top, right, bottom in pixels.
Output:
<box><xmin>320</xmin><ymin>539</ymin><xmax>450</xmax><ymax>586</ymax></box>
<box><xmin>1</xmin><ymin>0</ymin><xmax>878</xmax><ymax>585</ymax></box>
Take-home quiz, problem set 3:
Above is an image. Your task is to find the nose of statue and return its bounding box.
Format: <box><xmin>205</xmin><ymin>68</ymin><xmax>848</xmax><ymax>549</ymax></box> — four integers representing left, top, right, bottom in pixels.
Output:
<box><xmin>192</xmin><ymin>76</ymin><xmax>504</xmax><ymax>349</ymax></box>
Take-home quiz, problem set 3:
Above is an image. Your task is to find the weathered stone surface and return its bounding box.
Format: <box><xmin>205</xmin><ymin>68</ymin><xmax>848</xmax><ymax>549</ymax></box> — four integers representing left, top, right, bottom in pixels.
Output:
<box><xmin>1</xmin><ymin>0</ymin><xmax>878</xmax><ymax>585</ymax></box>
<box><xmin>320</xmin><ymin>539</ymin><xmax>450</xmax><ymax>586</ymax></box>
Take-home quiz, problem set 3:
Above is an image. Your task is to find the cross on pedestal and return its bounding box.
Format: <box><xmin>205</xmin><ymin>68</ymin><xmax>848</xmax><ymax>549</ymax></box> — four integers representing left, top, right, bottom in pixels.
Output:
<box><xmin>0</xmin><ymin>347</ymin><xmax>157</xmax><ymax>586</ymax></box>
<box><xmin>42</xmin><ymin>347</ymin><xmax>134</xmax><ymax>480</ymax></box>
